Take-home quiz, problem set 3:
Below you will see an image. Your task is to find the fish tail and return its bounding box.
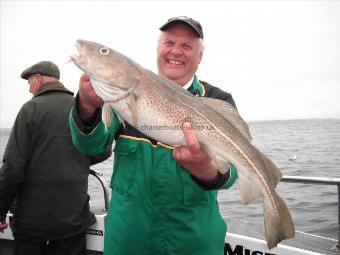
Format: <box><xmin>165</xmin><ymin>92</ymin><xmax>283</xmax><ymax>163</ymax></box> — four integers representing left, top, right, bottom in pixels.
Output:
<box><xmin>264</xmin><ymin>193</ymin><xmax>295</xmax><ymax>249</ymax></box>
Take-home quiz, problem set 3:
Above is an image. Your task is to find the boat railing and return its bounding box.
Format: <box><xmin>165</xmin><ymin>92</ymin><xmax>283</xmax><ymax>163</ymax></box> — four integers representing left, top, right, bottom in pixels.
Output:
<box><xmin>89</xmin><ymin>169</ymin><xmax>110</xmax><ymax>212</ymax></box>
<box><xmin>281</xmin><ymin>175</ymin><xmax>340</xmax><ymax>252</ymax></box>
<box><xmin>87</xmin><ymin>170</ymin><xmax>340</xmax><ymax>252</ymax></box>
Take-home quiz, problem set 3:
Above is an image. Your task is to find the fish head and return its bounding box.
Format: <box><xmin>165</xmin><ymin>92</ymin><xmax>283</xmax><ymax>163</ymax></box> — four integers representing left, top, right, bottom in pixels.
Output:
<box><xmin>71</xmin><ymin>39</ymin><xmax>138</xmax><ymax>91</ymax></box>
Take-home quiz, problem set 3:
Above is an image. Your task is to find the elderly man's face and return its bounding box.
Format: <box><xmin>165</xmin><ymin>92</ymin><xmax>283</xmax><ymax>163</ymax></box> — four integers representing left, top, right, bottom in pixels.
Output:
<box><xmin>157</xmin><ymin>24</ymin><xmax>203</xmax><ymax>86</ymax></box>
<box><xmin>27</xmin><ymin>74</ymin><xmax>41</xmax><ymax>96</ymax></box>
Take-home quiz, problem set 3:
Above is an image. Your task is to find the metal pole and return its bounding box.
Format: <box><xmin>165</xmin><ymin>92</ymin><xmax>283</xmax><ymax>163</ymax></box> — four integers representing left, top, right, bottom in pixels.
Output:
<box><xmin>272</xmin><ymin>176</ymin><xmax>340</xmax><ymax>252</ymax></box>
<box><xmin>337</xmin><ymin>184</ymin><xmax>340</xmax><ymax>250</ymax></box>
<box><xmin>89</xmin><ymin>169</ymin><xmax>110</xmax><ymax>212</ymax></box>
<box><xmin>332</xmin><ymin>184</ymin><xmax>340</xmax><ymax>252</ymax></box>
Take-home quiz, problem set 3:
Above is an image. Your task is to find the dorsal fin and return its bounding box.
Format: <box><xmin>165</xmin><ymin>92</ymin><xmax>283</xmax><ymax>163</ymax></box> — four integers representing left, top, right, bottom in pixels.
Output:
<box><xmin>199</xmin><ymin>97</ymin><xmax>252</xmax><ymax>140</ymax></box>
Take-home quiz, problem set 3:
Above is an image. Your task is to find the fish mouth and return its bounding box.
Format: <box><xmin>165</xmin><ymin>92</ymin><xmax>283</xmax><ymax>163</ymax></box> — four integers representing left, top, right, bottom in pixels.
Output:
<box><xmin>70</xmin><ymin>41</ymin><xmax>88</xmax><ymax>66</ymax></box>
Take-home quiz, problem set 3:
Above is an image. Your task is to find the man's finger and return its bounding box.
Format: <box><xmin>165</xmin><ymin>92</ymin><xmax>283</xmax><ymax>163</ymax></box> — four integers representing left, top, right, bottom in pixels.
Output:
<box><xmin>173</xmin><ymin>145</ymin><xmax>192</xmax><ymax>162</ymax></box>
<box><xmin>182</xmin><ymin>122</ymin><xmax>200</xmax><ymax>154</ymax></box>
<box><xmin>80</xmin><ymin>73</ymin><xmax>90</xmax><ymax>83</ymax></box>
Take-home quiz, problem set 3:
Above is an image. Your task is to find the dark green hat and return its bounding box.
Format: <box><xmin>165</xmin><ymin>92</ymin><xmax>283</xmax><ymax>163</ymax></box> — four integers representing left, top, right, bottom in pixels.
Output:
<box><xmin>21</xmin><ymin>61</ymin><xmax>60</xmax><ymax>80</ymax></box>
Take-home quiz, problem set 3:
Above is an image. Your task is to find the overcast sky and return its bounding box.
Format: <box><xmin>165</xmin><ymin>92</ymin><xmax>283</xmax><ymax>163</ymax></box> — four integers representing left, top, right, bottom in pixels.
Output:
<box><xmin>1</xmin><ymin>1</ymin><xmax>339</xmax><ymax>128</ymax></box>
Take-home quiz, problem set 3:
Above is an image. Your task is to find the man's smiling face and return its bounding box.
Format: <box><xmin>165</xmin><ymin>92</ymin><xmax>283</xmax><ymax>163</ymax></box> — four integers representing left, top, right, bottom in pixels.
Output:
<box><xmin>157</xmin><ymin>23</ymin><xmax>203</xmax><ymax>86</ymax></box>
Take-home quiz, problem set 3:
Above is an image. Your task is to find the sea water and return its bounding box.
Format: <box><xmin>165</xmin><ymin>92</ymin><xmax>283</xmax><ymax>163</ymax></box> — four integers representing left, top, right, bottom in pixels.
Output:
<box><xmin>1</xmin><ymin>119</ymin><xmax>339</xmax><ymax>239</ymax></box>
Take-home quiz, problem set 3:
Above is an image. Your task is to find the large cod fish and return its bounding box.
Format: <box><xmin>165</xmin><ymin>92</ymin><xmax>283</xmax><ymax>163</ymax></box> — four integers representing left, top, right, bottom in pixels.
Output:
<box><xmin>71</xmin><ymin>39</ymin><xmax>295</xmax><ymax>249</ymax></box>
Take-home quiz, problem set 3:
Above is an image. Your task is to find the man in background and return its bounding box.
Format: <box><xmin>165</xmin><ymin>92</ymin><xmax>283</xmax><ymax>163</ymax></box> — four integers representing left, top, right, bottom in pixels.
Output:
<box><xmin>0</xmin><ymin>61</ymin><xmax>110</xmax><ymax>255</ymax></box>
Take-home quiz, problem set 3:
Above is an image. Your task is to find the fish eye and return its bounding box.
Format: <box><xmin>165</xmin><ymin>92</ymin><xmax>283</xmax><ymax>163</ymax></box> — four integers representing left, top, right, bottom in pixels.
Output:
<box><xmin>99</xmin><ymin>47</ymin><xmax>110</xmax><ymax>55</ymax></box>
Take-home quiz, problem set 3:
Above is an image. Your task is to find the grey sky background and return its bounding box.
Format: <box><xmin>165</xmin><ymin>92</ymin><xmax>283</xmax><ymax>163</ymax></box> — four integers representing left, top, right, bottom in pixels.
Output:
<box><xmin>1</xmin><ymin>1</ymin><xmax>340</xmax><ymax>128</ymax></box>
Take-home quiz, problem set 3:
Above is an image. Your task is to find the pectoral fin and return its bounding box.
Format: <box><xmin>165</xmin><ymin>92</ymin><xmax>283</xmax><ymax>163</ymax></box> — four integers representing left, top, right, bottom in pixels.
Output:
<box><xmin>126</xmin><ymin>87</ymin><xmax>139</xmax><ymax>127</ymax></box>
<box><xmin>101</xmin><ymin>103</ymin><xmax>113</xmax><ymax>130</ymax></box>
<box><xmin>102</xmin><ymin>103</ymin><xmax>125</xmax><ymax>130</ymax></box>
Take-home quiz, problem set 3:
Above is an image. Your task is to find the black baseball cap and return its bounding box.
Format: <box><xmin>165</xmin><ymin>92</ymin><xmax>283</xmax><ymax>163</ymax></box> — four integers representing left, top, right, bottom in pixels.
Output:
<box><xmin>21</xmin><ymin>61</ymin><xmax>60</xmax><ymax>80</ymax></box>
<box><xmin>159</xmin><ymin>16</ymin><xmax>204</xmax><ymax>39</ymax></box>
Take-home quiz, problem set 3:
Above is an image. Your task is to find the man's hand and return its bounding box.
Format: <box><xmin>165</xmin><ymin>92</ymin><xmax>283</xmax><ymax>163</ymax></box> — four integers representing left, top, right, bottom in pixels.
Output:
<box><xmin>78</xmin><ymin>73</ymin><xmax>104</xmax><ymax>120</ymax></box>
<box><xmin>0</xmin><ymin>218</ymin><xmax>9</xmax><ymax>233</ymax></box>
<box><xmin>173</xmin><ymin>122</ymin><xmax>219</xmax><ymax>181</ymax></box>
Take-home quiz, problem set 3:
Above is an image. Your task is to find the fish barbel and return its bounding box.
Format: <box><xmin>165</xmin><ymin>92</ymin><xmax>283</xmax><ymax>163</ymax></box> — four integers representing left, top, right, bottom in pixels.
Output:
<box><xmin>71</xmin><ymin>39</ymin><xmax>295</xmax><ymax>249</ymax></box>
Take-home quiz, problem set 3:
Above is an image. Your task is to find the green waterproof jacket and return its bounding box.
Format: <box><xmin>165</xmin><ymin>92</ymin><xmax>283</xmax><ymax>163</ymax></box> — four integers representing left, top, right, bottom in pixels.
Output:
<box><xmin>69</xmin><ymin>76</ymin><xmax>238</xmax><ymax>255</ymax></box>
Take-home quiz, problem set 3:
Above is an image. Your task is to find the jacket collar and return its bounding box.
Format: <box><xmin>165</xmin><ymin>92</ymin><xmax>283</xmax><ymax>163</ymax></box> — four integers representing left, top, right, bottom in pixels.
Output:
<box><xmin>34</xmin><ymin>81</ymin><xmax>74</xmax><ymax>97</ymax></box>
<box><xmin>188</xmin><ymin>75</ymin><xmax>205</xmax><ymax>97</ymax></box>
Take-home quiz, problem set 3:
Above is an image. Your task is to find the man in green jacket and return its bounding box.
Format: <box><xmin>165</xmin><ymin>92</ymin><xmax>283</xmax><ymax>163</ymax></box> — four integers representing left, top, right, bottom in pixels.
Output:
<box><xmin>0</xmin><ymin>61</ymin><xmax>110</xmax><ymax>255</ymax></box>
<box><xmin>69</xmin><ymin>17</ymin><xmax>238</xmax><ymax>255</ymax></box>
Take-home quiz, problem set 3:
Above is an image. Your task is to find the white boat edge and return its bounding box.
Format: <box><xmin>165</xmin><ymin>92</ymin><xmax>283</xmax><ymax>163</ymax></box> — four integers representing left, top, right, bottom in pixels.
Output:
<box><xmin>225</xmin><ymin>232</ymin><xmax>327</xmax><ymax>255</ymax></box>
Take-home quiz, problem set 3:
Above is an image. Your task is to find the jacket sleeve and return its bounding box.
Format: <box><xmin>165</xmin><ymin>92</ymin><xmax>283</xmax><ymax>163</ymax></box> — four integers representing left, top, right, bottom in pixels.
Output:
<box><xmin>221</xmin><ymin>164</ymin><xmax>238</xmax><ymax>189</ymax></box>
<box><xmin>191</xmin><ymin>164</ymin><xmax>238</xmax><ymax>190</ymax></box>
<box><xmin>68</xmin><ymin>93</ymin><xmax>120</xmax><ymax>157</ymax></box>
<box><xmin>89</xmin><ymin>146</ymin><xmax>112</xmax><ymax>165</ymax></box>
<box><xmin>0</xmin><ymin>103</ymin><xmax>34</xmax><ymax>220</ymax></box>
